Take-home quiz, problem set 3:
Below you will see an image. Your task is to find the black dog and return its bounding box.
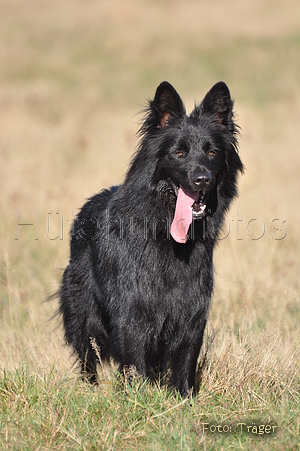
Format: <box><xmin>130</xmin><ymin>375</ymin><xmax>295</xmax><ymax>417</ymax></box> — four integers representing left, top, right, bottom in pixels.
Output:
<box><xmin>59</xmin><ymin>81</ymin><xmax>243</xmax><ymax>396</ymax></box>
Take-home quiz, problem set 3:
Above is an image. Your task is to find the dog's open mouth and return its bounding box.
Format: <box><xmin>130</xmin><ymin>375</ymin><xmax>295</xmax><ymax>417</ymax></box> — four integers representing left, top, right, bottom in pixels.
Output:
<box><xmin>170</xmin><ymin>184</ymin><xmax>209</xmax><ymax>243</ymax></box>
<box><xmin>172</xmin><ymin>183</ymin><xmax>208</xmax><ymax>218</ymax></box>
<box><xmin>190</xmin><ymin>190</ymin><xmax>208</xmax><ymax>218</ymax></box>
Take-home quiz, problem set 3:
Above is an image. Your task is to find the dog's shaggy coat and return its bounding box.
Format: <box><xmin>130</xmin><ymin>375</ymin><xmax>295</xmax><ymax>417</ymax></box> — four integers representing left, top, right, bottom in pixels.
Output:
<box><xmin>59</xmin><ymin>81</ymin><xmax>243</xmax><ymax>396</ymax></box>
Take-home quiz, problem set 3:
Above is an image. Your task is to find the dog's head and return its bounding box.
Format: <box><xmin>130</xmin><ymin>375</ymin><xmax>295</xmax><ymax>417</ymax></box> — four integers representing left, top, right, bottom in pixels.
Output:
<box><xmin>141</xmin><ymin>81</ymin><xmax>244</xmax><ymax>243</ymax></box>
<box><xmin>127</xmin><ymin>82</ymin><xmax>244</xmax><ymax>243</ymax></box>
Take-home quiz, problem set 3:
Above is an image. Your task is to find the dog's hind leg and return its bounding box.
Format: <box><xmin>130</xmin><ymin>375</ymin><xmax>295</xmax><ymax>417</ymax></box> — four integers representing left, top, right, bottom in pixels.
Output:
<box><xmin>59</xmin><ymin>264</ymin><xmax>109</xmax><ymax>383</ymax></box>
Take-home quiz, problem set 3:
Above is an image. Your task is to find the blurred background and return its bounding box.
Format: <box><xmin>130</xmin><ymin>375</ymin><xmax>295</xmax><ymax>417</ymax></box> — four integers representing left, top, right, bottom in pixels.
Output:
<box><xmin>1</xmin><ymin>0</ymin><xmax>299</xmax><ymax>371</ymax></box>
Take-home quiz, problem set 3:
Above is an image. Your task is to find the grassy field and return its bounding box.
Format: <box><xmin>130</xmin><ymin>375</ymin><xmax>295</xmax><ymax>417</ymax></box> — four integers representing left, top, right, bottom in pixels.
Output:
<box><xmin>1</xmin><ymin>0</ymin><xmax>300</xmax><ymax>449</ymax></box>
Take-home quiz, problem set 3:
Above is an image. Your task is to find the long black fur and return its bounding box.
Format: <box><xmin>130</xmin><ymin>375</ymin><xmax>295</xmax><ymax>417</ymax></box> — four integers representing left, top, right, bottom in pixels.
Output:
<box><xmin>59</xmin><ymin>81</ymin><xmax>244</xmax><ymax>397</ymax></box>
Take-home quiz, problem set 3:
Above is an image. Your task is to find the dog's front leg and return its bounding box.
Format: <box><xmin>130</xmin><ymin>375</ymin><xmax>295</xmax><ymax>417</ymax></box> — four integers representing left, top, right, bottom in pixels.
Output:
<box><xmin>169</xmin><ymin>319</ymin><xmax>207</xmax><ymax>397</ymax></box>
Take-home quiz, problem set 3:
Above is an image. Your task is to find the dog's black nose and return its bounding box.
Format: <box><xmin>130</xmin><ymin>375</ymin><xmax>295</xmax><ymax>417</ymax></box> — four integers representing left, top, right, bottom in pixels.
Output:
<box><xmin>192</xmin><ymin>168</ymin><xmax>212</xmax><ymax>188</ymax></box>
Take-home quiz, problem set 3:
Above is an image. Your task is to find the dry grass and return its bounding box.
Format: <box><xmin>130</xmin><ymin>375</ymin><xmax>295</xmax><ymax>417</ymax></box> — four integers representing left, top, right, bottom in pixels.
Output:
<box><xmin>0</xmin><ymin>0</ymin><xmax>299</xmax><ymax>448</ymax></box>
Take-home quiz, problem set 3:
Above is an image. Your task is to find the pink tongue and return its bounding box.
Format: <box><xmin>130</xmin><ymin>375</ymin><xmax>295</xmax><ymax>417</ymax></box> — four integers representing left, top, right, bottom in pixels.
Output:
<box><xmin>170</xmin><ymin>186</ymin><xmax>199</xmax><ymax>243</ymax></box>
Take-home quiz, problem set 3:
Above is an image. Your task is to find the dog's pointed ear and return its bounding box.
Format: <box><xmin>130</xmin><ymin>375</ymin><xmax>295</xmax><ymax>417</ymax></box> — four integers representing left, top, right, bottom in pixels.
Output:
<box><xmin>152</xmin><ymin>81</ymin><xmax>185</xmax><ymax>128</ymax></box>
<box><xmin>202</xmin><ymin>82</ymin><xmax>234</xmax><ymax>127</ymax></box>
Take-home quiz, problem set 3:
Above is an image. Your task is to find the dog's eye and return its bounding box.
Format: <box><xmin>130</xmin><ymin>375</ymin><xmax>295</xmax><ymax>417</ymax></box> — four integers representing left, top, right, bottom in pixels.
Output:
<box><xmin>203</xmin><ymin>142</ymin><xmax>215</xmax><ymax>157</ymax></box>
<box><xmin>175</xmin><ymin>150</ymin><xmax>185</xmax><ymax>158</ymax></box>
